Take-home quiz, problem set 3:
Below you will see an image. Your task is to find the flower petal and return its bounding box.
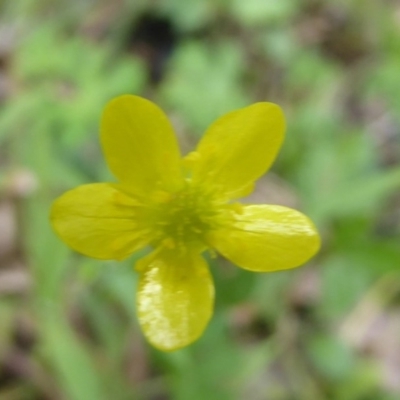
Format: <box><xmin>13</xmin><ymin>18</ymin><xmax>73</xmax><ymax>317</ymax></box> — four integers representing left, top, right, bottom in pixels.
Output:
<box><xmin>51</xmin><ymin>183</ymin><xmax>148</xmax><ymax>260</ymax></box>
<box><xmin>192</xmin><ymin>103</ymin><xmax>285</xmax><ymax>197</ymax></box>
<box><xmin>209</xmin><ymin>205</ymin><xmax>320</xmax><ymax>272</ymax></box>
<box><xmin>101</xmin><ymin>95</ymin><xmax>183</xmax><ymax>197</ymax></box>
<box><xmin>136</xmin><ymin>250</ymin><xmax>214</xmax><ymax>351</ymax></box>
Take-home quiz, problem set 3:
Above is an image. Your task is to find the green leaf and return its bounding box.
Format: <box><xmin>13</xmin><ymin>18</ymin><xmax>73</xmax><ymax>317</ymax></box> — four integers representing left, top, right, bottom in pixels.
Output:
<box><xmin>41</xmin><ymin>312</ymin><xmax>106</xmax><ymax>400</ymax></box>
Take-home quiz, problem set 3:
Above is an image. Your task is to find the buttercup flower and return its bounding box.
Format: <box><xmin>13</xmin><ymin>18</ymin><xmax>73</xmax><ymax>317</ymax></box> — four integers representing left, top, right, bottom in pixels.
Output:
<box><xmin>51</xmin><ymin>95</ymin><xmax>320</xmax><ymax>351</ymax></box>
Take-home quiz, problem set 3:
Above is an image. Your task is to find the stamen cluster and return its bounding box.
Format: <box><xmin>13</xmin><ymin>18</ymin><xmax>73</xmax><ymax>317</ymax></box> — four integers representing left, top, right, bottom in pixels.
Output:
<box><xmin>150</xmin><ymin>182</ymin><xmax>222</xmax><ymax>250</ymax></box>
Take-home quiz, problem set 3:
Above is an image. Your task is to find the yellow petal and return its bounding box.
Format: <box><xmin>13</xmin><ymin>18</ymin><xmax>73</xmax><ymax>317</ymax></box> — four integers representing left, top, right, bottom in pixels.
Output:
<box><xmin>51</xmin><ymin>183</ymin><xmax>148</xmax><ymax>260</ymax></box>
<box><xmin>192</xmin><ymin>103</ymin><xmax>285</xmax><ymax>198</ymax></box>
<box><xmin>209</xmin><ymin>205</ymin><xmax>320</xmax><ymax>272</ymax></box>
<box><xmin>136</xmin><ymin>250</ymin><xmax>214</xmax><ymax>351</ymax></box>
<box><xmin>101</xmin><ymin>95</ymin><xmax>183</xmax><ymax>197</ymax></box>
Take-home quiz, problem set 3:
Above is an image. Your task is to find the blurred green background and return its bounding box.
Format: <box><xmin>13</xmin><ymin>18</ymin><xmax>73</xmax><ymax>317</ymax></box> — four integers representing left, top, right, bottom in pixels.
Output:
<box><xmin>0</xmin><ymin>0</ymin><xmax>400</xmax><ymax>399</ymax></box>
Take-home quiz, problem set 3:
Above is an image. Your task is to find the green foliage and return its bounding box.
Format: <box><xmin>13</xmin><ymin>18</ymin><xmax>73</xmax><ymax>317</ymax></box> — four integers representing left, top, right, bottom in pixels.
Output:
<box><xmin>160</xmin><ymin>40</ymin><xmax>249</xmax><ymax>134</ymax></box>
<box><xmin>41</xmin><ymin>312</ymin><xmax>107</xmax><ymax>400</ymax></box>
<box><xmin>0</xmin><ymin>0</ymin><xmax>400</xmax><ymax>399</ymax></box>
<box><xmin>229</xmin><ymin>0</ymin><xmax>299</xmax><ymax>27</ymax></box>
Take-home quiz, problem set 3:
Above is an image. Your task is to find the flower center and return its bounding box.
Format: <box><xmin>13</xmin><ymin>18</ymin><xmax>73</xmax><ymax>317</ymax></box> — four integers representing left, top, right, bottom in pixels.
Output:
<box><xmin>149</xmin><ymin>182</ymin><xmax>222</xmax><ymax>251</ymax></box>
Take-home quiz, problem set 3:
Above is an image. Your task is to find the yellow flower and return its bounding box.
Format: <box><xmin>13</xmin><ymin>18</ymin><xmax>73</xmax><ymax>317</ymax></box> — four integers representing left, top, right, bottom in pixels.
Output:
<box><xmin>51</xmin><ymin>95</ymin><xmax>320</xmax><ymax>351</ymax></box>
